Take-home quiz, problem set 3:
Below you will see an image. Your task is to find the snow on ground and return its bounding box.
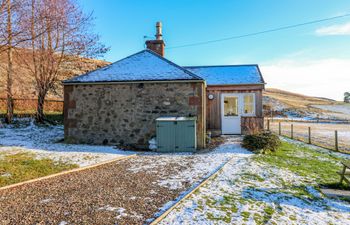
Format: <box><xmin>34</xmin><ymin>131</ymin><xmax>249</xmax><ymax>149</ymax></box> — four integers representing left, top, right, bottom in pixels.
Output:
<box><xmin>159</xmin><ymin>137</ymin><xmax>350</xmax><ymax>225</ymax></box>
<box><xmin>312</xmin><ymin>104</ymin><xmax>350</xmax><ymax>115</ymax></box>
<box><xmin>98</xmin><ymin>205</ymin><xmax>128</xmax><ymax>219</ymax></box>
<box><xmin>0</xmin><ymin>118</ymin><xmax>133</xmax><ymax>167</ymax></box>
<box><xmin>129</xmin><ymin>137</ymin><xmax>248</xmax><ymax>191</ymax></box>
<box><xmin>124</xmin><ymin>137</ymin><xmax>249</xmax><ymax>223</ymax></box>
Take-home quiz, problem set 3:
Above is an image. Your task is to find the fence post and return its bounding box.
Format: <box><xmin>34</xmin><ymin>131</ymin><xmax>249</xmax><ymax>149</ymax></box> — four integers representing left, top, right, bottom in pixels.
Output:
<box><xmin>279</xmin><ymin>122</ymin><xmax>281</xmax><ymax>135</ymax></box>
<box><xmin>308</xmin><ymin>127</ymin><xmax>311</xmax><ymax>144</ymax></box>
<box><xmin>267</xmin><ymin>119</ymin><xmax>270</xmax><ymax>131</ymax></box>
<box><xmin>335</xmin><ymin>130</ymin><xmax>339</xmax><ymax>151</ymax></box>
<box><xmin>291</xmin><ymin>124</ymin><xmax>294</xmax><ymax>139</ymax></box>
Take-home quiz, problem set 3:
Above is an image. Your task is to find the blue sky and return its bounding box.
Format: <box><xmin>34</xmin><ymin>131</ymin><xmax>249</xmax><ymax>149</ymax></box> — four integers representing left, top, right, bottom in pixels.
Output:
<box><xmin>79</xmin><ymin>0</ymin><xmax>350</xmax><ymax>100</ymax></box>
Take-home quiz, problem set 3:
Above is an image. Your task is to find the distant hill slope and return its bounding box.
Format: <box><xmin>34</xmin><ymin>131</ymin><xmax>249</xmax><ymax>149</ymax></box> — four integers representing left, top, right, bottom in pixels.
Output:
<box><xmin>263</xmin><ymin>88</ymin><xmax>335</xmax><ymax>109</ymax></box>
<box><xmin>263</xmin><ymin>88</ymin><xmax>350</xmax><ymax>120</ymax></box>
<box><xmin>0</xmin><ymin>50</ymin><xmax>110</xmax><ymax>100</ymax></box>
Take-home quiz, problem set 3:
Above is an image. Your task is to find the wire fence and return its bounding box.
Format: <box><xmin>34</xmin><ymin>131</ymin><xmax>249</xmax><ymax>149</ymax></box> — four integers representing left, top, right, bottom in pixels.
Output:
<box><xmin>0</xmin><ymin>98</ymin><xmax>63</xmax><ymax>114</ymax></box>
<box><xmin>266</xmin><ymin>118</ymin><xmax>350</xmax><ymax>154</ymax></box>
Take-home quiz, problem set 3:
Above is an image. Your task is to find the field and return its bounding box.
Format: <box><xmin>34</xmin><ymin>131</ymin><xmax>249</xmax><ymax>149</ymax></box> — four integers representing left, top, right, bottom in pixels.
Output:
<box><xmin>269</xmin><ymin>121</ymin><xmax>350</xmax><ymax>153</ymax></box>
<box><xmin>312</xmin><ymin>104</ymin><xmax>350</xmax><ymax>114</ymax></box>
<box><xmin>264</xmin><ymin>88</ymin><xmax>350</xmax><ymax>121</ymax></box>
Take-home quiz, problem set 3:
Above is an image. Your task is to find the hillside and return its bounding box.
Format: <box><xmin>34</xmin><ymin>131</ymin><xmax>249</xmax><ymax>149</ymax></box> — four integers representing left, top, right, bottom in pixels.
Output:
<box><xmin>0</xmin><ymin>50</ymin><xmax>110</xmax><ymax>100</ymax></box>
<box><xmin>263</xmin><ymin>88</ymin><xmax>350</xmax><ymax>120</ymax></box>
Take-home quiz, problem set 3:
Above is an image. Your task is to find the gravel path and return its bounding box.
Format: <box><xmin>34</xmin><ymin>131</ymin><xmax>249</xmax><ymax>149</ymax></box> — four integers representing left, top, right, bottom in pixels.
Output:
<box><xmin>0</xmin><ymin>138</ymin><xmax>244</xmax><ymax>225</ymax></box>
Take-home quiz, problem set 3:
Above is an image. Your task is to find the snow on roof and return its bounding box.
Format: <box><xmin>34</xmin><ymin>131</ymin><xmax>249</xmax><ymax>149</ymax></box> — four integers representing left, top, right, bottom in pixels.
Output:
<box><xmin>64</xmin><ymin>50</ymin><xmax>202</xmax><ymax>83</ymax></box>
<box><xmin>185</xmin><ymin>65</ymin><xmax>264</xmax><ymax>85</ymax></box>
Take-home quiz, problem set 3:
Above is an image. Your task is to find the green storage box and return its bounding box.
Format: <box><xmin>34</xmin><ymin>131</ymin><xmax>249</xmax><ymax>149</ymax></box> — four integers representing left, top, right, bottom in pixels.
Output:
<box><xmin>156</xmin><ymin>117</ymin><xmax>196</xmax><ymax>152</ymax></box>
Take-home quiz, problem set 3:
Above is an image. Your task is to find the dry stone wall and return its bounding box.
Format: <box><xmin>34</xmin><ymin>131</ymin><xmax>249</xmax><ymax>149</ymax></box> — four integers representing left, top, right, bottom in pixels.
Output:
<box><xmin>64</xmin><ymin>82</ymin><xmax>205</xmax><ymax>149</ymax></box>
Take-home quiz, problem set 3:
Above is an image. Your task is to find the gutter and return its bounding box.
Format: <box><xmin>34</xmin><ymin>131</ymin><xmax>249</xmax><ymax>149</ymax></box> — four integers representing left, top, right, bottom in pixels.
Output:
<box><xmin>206</xmin><ymin>83</ymin><xmax>266</xmax><ymax>87</ymax></box>
<box><xmin>62</xmin><ymin>79</ymin><xmax>205</xmax><ymax>86</ymax></box>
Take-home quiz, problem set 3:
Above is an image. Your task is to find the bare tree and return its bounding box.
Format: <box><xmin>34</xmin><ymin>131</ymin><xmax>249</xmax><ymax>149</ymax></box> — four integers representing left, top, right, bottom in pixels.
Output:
<box><xmin>5</xmin><ymin>0</ymin><xmax>13</xmax><ymax>123</ymax></box>
<box><xmin>19</xmin><ymin>0</ymin><xmax>108</xmax><ymax>123</ymax></box>
<box><xmin>0</xmin><ymin>0</ymin><xmax>22</xmax><ymax>123</ymax></box>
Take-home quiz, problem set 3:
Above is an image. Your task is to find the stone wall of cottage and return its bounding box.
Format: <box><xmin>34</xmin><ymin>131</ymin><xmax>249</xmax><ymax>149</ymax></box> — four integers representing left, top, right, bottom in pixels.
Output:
<box><xmin>64</xmin><ymin>82</ymin><xmax>205</xmax><ymax>149</ymax></box>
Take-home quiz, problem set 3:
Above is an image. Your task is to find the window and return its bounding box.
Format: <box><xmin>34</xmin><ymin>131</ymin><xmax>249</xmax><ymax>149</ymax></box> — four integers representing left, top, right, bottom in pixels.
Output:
<box><xmin>224</xmin><ymin>96</ymin><xmax>238</xmax><ymax>116</ymax></box>
<box><xmin>243</xmin><ymin>94</ymin><xmax>255</xmax><ymax>115</ymax></box>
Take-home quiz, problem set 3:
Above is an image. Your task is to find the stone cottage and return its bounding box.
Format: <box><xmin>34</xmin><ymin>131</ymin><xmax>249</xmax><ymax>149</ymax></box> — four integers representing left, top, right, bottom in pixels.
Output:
<box><xmin>63</xmin><ymin>22</ymin><xmax>265</xmax><ymax>150</ymax></box>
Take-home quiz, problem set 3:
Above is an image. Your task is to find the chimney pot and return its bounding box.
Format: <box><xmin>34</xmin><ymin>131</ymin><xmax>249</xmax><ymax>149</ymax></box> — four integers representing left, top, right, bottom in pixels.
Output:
<box><xmin>156</xmin><ymin>21</ymin><xmax>162</xmax><ymax>40</ymax></box>
<box><xmin>145</xmin><ymin>22</ymin><xmax>165</xmax><ymax>57</ymax></box>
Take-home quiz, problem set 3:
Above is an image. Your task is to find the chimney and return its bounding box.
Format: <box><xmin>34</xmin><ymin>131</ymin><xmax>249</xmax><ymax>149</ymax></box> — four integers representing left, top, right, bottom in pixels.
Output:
<box><xmin>146</xmin><ymin>22</ymin><xmax>165</xmax><ymax>56</ymax></box>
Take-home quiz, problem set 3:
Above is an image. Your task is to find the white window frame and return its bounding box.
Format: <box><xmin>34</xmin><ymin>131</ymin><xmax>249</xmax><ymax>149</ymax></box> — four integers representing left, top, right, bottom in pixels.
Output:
<box><xmin>242</xmin><ymin>93</ymin><xmax>256</xmax><ymax>116</ymax></box>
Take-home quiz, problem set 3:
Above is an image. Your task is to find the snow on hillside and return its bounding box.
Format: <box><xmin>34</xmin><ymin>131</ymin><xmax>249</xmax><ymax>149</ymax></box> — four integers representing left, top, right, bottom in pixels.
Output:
<box><xmin>312</xmin><ymin>104</ymin><xmax>350</xmax><ymax>115</ymax></box>
<box><xmin>263</xmin><ymin>96</ymin><xmax>289</xmax><ymax>111</ymax></box>
<box><xmin>263</xmin><ymin>89</ymin><xmax>350</xmax><ymax>121</ymax></box>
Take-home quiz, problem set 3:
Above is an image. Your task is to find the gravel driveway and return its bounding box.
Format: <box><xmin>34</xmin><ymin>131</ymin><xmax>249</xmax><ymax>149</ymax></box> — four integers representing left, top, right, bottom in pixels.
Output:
<box><xmin>0</xmin><ymin>137</ymin><xmax>244</xmax><ymax>225</ymax></box>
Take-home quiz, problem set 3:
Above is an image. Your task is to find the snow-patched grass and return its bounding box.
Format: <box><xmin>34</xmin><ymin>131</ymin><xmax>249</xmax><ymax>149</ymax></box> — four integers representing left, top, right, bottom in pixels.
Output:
<box><xmin>0</xmin><ymin>118</ymin><xmax>133</xmax><ymax>167</ymax></box>
<box><xmin>270</xmin><ymin>121</ymin><xmax>350</xmax><ymax>153</ymax></box>
<box><xmin>160</xmin><ymin>138</ymin><xmax>350</xmax><ymax>225</ymax></box>
<box><xmin>0</xmin><ymin>151</ymin><xmax>78</xmax><ymax>187</ymax></box>
<box><xmin>129</xmin><ymin>137</ymin><xmax>247</xmax><ymax>192</ymax></box>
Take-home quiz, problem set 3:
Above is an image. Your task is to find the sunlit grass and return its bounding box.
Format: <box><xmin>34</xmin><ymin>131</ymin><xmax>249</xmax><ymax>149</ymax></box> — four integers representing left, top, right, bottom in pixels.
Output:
<box><xmin>0</xmin><ymin>151</ymin><xmax>77</xmax><ymax>187</ymax></box>
<box><xmin>254</xmin><ymin>141</ymin><xmax>349</xmax><ymax>189</ymax></box>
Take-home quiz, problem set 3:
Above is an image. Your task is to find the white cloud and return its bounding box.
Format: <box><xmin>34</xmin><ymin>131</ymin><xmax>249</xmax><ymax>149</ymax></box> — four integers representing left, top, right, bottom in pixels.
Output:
<box><xmin>315</xmin><ymin>22</ymin><xmax>350</xmax><ymax>36</ymax></box>
<box><xmin>260</xmin><ymin>58</ymin><xmax>350</xmax><ymax>101</ymax></box>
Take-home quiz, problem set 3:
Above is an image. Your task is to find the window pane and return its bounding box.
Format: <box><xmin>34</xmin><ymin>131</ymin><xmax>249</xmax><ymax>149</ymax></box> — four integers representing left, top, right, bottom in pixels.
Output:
<box><xmin>224</xmin><ymin>96</ymin><xmax>238</xmax><ymax>116</ymax></box>
<box><xmin>244</xmin><ymin>95</ymin><xmax>254</xmax><ymax>114</ymax></box>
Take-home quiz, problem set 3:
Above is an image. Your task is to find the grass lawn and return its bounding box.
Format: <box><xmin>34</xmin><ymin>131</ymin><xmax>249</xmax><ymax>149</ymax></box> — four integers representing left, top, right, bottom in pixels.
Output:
<box><xmin>0</xmin><ymin>151</ymin><xmax>78</xmax><ymax>188</ymax></box>
<box><xmin>254</xmin><ymin>139</ymin><xmax>350</xmax><ymax>190</ymax></box>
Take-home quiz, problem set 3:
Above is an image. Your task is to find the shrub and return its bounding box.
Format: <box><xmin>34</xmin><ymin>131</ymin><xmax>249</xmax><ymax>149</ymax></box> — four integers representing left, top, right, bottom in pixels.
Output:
<box><xmin>242</xmin><ymin>131</ymin><xmax>281</xmax><ymax>154</ymax></box>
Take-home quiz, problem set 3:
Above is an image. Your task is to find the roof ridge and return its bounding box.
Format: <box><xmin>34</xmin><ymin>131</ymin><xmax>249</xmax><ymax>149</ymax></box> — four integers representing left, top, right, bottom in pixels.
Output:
<box><xmin>185</xmin><ymin>64</ymin><xmax>265</xmax><ymax>85</ymax></box>
<box><xmin>144</xmin><ymin>50</ymin><xmax>203</xmax><ymax>80</ymax></box>
<box><xmin>63</xmin><ymin>49</ymin><xmax>204</xmax><ymax>83</ymax></box>
<box><xmin>184</xmin><ymin>64</ymin><xmax>259</xmax><ymax>68</ymax></box>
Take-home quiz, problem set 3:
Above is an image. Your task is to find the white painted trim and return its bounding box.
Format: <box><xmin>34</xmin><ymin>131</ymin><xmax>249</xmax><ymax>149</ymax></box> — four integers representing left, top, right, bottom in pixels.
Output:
<box><xmin>220</xmin><ymin>93</ymin><xmax>256</xmax><ymax>134</ymax></box>
<box><xmin>221</xmin><ymin>93</ymin><xmax>242</xmax><ymax>134</ymax></box>
<box><xmin>242</xmin><ymin>93</ymin><xmax>256</xmax><ymax>117</ymax></box>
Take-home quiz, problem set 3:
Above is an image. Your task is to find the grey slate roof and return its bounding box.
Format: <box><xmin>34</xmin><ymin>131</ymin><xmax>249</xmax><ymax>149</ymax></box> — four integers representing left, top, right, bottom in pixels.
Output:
<box><xmin>63</xmin><ymin>49</ymin><xmax>264</xmax><ymax>86</ymax></box>
<box><xmin>63</xmin><ymin>50</ymin><xmax>203</xmax><ymax>83</ymax></box>
<box><xmin>185</xmin><ymin>65</ymin><xmax>265</xmax><ymax>85</ymax></box>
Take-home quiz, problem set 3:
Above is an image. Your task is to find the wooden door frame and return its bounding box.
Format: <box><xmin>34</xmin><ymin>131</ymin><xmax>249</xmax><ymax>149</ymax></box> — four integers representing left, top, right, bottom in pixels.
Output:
<box><xmin>221</xmin><ymin>93</ymin><xmax>243</xmax><ymax>134</ymax></box>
